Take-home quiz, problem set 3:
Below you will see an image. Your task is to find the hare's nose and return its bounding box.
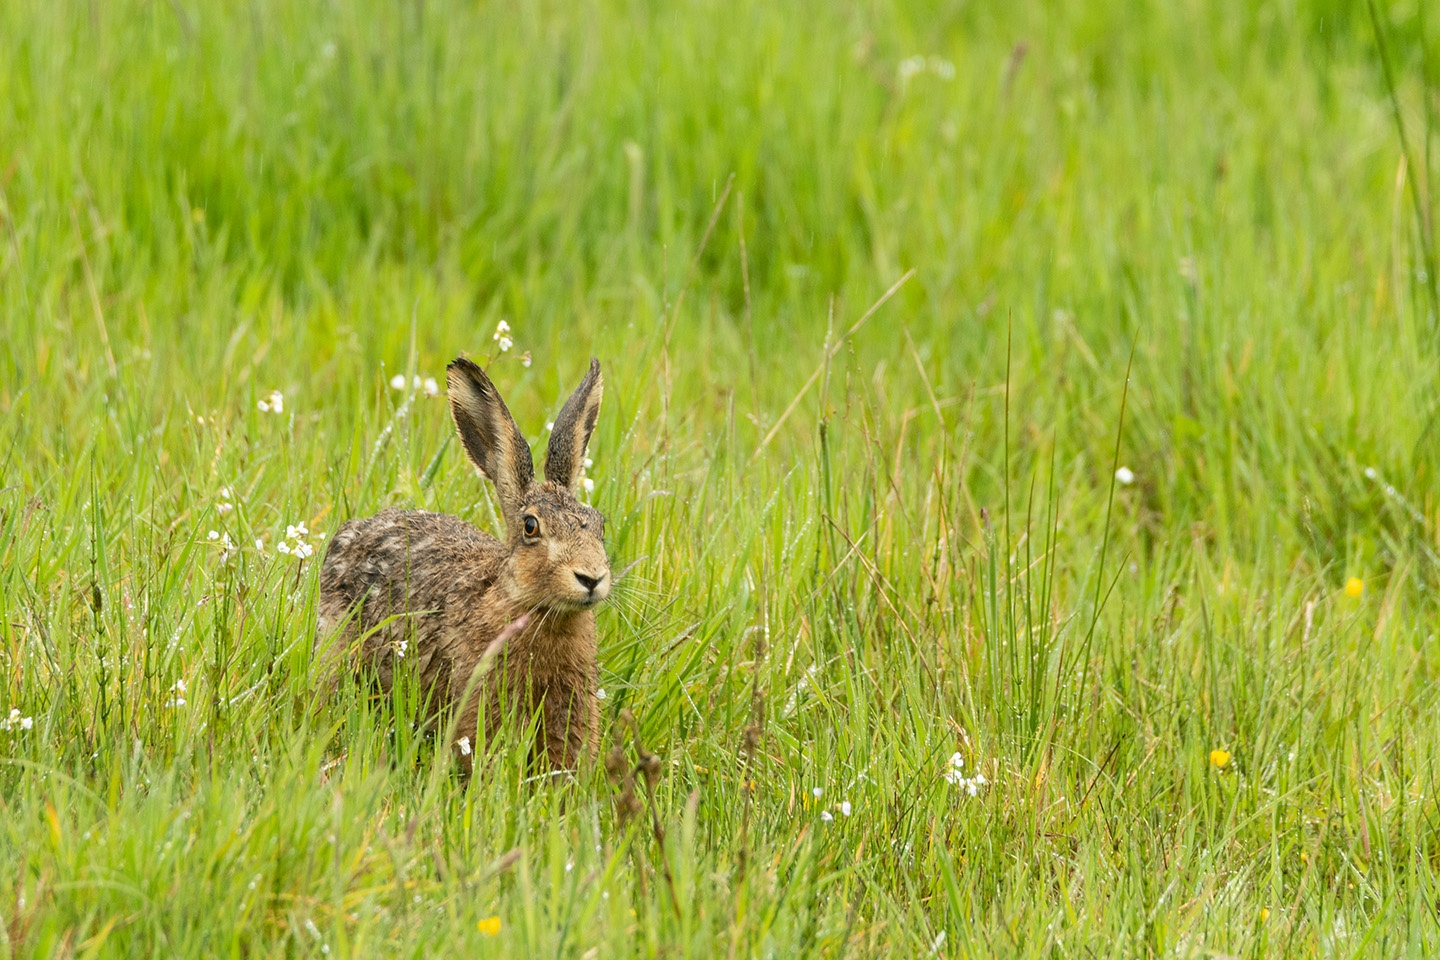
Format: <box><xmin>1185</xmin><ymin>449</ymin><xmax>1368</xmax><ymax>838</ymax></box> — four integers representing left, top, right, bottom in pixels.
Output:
<box><xmin>574</xmin><ymin>571</ymin><xmax>604</xmax><ymax>592</ymax></box>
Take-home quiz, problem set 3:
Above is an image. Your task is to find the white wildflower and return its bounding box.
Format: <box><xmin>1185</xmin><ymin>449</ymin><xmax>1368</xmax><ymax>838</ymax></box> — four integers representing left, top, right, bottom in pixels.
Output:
<box><xmin>2</xmin><ymin>708</ymin><xmax>35</xmax><ymax>732</ymax></box>
<box><xmin>173</xmin><ymin>678</ymin><xmax>187</xmax><ymax>694</ymax></box>
<box><xmin>422</xmin><ymin>377</ymin><xmax>439</xmax><ymax>398</ymax></box>
<box><xmin>216</xmin><ymin>502</ymin><xmax>233</xmax><ymax>515</ymax></box>
<box><xmin>390</xmin><ymin>374</ymin><xmax>407</xmax><ymax>390</ymax></box>
<box><xmin>581</xmin><ymin>477</ymin><xmax>595</xmax><ymax>494</ymax></box>
<box><xmin>496</xmin><ymin>336</ymin><xmax>513</xmax><ymax>353</ymax></box>
<box><xmin>257</xmin><ymin>390</ymin><xmax>285</xmax><ymax>414</ymax></box>
<box><xmin>596</xmin><ymin>687</ymin><xmax>607</xmax><ymax>700</ymax></box>
<box><xmin>207</xmin><ymin>530</ymin><xmax>220</xmax><ymax>541</ymax></box>
<box><xmin>898</xmin><ymin>54</ymin><xmax>954</xmax><ymax>89</ymax></box>
<box><xmin>945</xmin><ymin>752</ymin><xmax>990</xmax><ymax>796</ymax></box>
<box><xmin>521</xmin><ymin>351</ymin><xmax>532</xmax><ymax>368</ymax></box>
<box><xmin>395</xmin><ymin>640</ymin><xmax>408</xmax><ymax>659</ymax></box>
<box><xmin>493</xmin><ymin>319</ymin><xmax>511</xmax><ymax>338</ymax></box>
<box><xmin>276</xmin><ymin>542</ymin><xmax>291</xmax><ymax>555</ymax></box>
<box><xmin>254</xmin><ymin>539</ymin><xmax>265</xmax><ymax>551</ymax></box>
<box><xmin>840</xmin><ymin>800</ymin><xmax>852</xmax><ymax>817</ymax></box>
<box><xmin>1115</xmin><ymin>466</ymin><xmax>1135</xmax><ymax>486</ymax></box>
<box><xmin>292</xmin><ymin>540</ymin><xmax>315</xmax><ymax>560</ymax></box>
<box><xmin>457</xmin><ymin>736</ymin><xmax>472</xmax><ymax>757</ymax></box>
<box><xmin>812</xmin><ymin>787</ymin><xmax>823</xmax><ymax>799</ymax></box>
<box><xmin>819</xmin><ymin>810</ymin><xmax>834</xmax><ymax>822</ymax></box>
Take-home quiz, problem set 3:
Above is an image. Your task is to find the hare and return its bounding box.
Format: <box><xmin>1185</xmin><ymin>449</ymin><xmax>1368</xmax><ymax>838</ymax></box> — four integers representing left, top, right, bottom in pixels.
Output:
<box><xmin>316</xmin><ymin>357</ymin><xmax>610</xmax><ymax>773</ymax></box>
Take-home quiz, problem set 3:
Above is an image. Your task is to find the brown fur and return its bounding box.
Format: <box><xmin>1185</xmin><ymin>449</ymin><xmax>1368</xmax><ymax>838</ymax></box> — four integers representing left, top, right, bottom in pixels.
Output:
<box><xmin>316</xmin><ymin>359</ymin><xmax>609</xmax><ymax>774</ymax></box>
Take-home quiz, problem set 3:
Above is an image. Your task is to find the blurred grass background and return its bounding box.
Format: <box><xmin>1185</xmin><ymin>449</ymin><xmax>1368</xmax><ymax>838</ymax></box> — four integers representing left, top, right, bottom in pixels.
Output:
<box><xmin>2</xmin><ymin>0</ymin><xmax>1439</xmax><ymax>955</ymax></box>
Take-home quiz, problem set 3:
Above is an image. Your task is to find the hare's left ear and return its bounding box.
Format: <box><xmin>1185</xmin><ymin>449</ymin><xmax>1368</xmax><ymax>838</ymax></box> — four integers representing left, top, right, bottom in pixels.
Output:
<box><xmin>447</xmin><ymin>357</ymin><xmax>534</xmax><ymax>530</ymax></box>
<box><xmin>544</xmin><ymin>359</ymin><xmax>603</xmax><ymax>489</ymax></box>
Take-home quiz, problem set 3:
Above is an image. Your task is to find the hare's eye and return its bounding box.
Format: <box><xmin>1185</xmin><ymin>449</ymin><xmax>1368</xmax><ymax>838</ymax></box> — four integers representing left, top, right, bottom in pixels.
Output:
<box><xmin>523</xmin><ymin>516</ymin><xmax>540</xmax><ymax>538</ymax></box>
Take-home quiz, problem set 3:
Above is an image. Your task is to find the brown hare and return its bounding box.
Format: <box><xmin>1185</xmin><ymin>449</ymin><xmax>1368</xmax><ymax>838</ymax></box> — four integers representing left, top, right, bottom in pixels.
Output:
<box><xmin>316</xmin><ymin>357</ymin><xmax>609</xmax><ymax>774</ymax></box>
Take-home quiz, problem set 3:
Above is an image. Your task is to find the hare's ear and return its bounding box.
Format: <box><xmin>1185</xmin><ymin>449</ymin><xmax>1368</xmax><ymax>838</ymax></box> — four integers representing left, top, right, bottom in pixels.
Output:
<box><xmin>544</xmin><ymin>358</ymin><xmax>603</xmax><ymax>489</ymax></box>
<box><xmin>447</xmin><ymin>358</ymin><xmax>534</xmax><ymax>528</ymax></box>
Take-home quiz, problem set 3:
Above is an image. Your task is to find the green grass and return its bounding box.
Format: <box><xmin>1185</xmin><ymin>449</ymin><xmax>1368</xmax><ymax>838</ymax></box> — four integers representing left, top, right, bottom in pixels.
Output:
<box><xmin>2</xmin><ymin>0</ymin><xmax>1440</xmax><ymax>955</ymax></box>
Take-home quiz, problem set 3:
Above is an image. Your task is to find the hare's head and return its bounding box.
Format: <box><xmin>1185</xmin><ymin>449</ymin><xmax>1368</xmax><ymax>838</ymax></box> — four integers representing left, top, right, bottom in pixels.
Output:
<box><xmin>446</xmin><ymin>357</ymin><xmax>610</xmax><ymax>612</ymax></box>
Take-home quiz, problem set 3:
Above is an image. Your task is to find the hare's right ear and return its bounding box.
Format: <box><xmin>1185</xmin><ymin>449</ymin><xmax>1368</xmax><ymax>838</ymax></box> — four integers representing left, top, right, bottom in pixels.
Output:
<box><xmin>447</xmin><ymin>358</ymin><xmax>534</xmax><ymax>529</ymax></box>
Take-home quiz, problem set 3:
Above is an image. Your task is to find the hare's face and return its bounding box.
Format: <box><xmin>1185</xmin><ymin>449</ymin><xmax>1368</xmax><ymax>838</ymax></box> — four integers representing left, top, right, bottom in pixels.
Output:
<box><xmin>448</xmin><ymin>355</ymin><xmax>610</xmax><ymax>614</ymax></box>
<box><xmin>511</xmin><ymin>482</ymin><xmax>610</xmax><ymax>611</ymax></box>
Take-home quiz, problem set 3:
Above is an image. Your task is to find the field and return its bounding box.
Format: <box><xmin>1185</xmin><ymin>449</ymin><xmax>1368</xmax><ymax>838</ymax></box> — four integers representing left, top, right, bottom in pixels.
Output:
<box><xmin>3</xmin><ymin>0</ymin><xmax>1440</xmax><ymax>955</ymax></box>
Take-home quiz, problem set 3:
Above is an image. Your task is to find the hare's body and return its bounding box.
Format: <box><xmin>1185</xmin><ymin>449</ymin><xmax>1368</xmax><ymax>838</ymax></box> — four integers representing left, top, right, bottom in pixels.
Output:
<box><xmin>317</xmin><ymin>359</ymin><xmax>609</xmax><ymax>772</ymax></box>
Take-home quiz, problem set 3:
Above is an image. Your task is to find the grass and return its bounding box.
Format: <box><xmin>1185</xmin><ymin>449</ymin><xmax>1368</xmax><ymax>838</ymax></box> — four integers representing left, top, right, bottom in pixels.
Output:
<box><xmin>2</xmin><ymin>0</ymin><xmax>1440</xmax><ymax>954</ymax></box>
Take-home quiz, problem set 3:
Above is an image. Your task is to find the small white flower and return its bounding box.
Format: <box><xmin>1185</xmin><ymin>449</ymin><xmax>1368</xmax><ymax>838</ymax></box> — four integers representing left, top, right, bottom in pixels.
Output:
<box><xmin>216</xmin><ymin>502</ymin><xmax>233</xmax><ymax>515</ymax></box>
<box><xmin>582</xmin><ymin>457</ymin><xmax>593</xmax><ymax>470</ymax></box>
<box><xmin>422</xmin><ymin>377</ymin><xmax>439</xmax><ymax>398</ymax></box>
<box><xmin>840</xmin><ymin>800</ymin><xmax>852</xmax><ymax>817</ymax></box>
<box><xmin>521</xmin><ymin>351</ymin><xmax>532</xmax><ymax>368</ymax></box>
<box><xmin>596</xmin><ymin>687</ymin><xmax>607</xmax><ymax>700</ymax></box>
<box><xmin>258</xmin><ymin>390</ymin><xmax>285</xmax><ymax>414</ymax></box>
<box><xmin>207</xmin><ymin>530</ymin><xmax>220</xmax><ymax>541</ymax></box>
<box><xmin>493</xmin><ymin>319</ymin><xmax>511</xmax><ymax>338</ymax></box>
<box><xmin>812</xmin><ymin>787</ymin><xmax>823</xmax><ymax>799</ymax></box>
<box><xmin>395</xmin><ymin>640</ymin><xmax>408</xmax><ymax>659</ymax></box>
<box><xmin>276</xmin><ymin>542</ymin><xmax>291</xmax><ymax>555</ymax></box>
<box><xmin>457</xmin><ymin>736</ymin><xmax>472</xmax><ymax>757</ymax></box>
<box><xmin>219</xmin><ymin>486</ymin><xmax>234</xmax><ymax>500</ymax></box>
<box><xmin>581</xmin><ymin>477</ymin><xmax>595</xmax><ymax>493</ymax></box>
<box><xmin>167</xmin><ymin>697</ymin><xmax>187</xmax><ymax>708</ymax></box>
<box><xmin>545</xmin><ymin>421</ymin><xmax>554</xmax><ymax>432</ymax></box>
<box><xmin>254</xmin><ymin>539</ymin><xmax>265</xmax><ymax>551</ymax></box>
<box><xmin>292</xmin><ymin>541</ymin><xmax>315</xmax><ymax>560</ymax></box>
<box><xmin>20</xmin><ymin>716</ymin><xmax>33</xmax><ymax>730</ymax></box>
<box><xmin>496</xmin><ymin>335</ymin><xmax>513</xmax><ymax>353</ymax></box>
<box><xmin>390</xmin><ymin>374</ymin><xmax>407</xmax><ymax>390</ymax></box>
<box><xmin>1115</xmin><ymin>466</ymin><xmax>1135</xmax><ymax>486</ymax></box>
<box><xmin>173</xmin><ymin>678</ymin><xmax>187</xmax><ymax>694</ymax></box>
<box><xmin>819</xmin><ymin>810</ymin><xmax>834</xmax><ymax>822</ymax></box>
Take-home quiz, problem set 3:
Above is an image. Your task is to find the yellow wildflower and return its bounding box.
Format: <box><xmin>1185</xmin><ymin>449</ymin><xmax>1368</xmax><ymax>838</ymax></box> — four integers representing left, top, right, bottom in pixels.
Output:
<box><xmin>1209</xmin><ymin>749</ymin><xmax>1231</xmax><ymax>769</ymax></box>
<box><xmin>477</xmin><ymin>916</ymin><xmax>501</xmax><ymax>936</ymax></box>
<box><xmin>1259</xmin><ymin>907</ymin><xmax>1271</xmax><ymax>923</ymax></box>
<box><xmin>1344</xmin><ymin>578</ymin><xmax>1364</xmax><ymax>598</ymax></box>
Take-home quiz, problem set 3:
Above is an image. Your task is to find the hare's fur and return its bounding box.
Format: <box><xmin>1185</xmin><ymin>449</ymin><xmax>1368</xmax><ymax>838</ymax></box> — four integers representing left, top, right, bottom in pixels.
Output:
<box><xmin>316</xmin><ymin>358</ymin><xmax>609</xmax><ymax>772</ymax></box>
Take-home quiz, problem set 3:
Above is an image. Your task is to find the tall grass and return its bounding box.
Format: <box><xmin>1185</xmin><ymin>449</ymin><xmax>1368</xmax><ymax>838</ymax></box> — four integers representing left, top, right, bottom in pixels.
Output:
<box><xmin>2</xmin><ymin>0</ymin><xmax>1439</xmax><ymax>955</ymax></box>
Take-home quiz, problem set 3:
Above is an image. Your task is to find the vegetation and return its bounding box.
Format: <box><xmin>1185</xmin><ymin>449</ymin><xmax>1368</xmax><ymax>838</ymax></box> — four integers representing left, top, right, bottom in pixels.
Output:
<box><xmin>2</xmin><ymin>0</ymin><xmax>1439</xmax><ymax>954</ymax></box>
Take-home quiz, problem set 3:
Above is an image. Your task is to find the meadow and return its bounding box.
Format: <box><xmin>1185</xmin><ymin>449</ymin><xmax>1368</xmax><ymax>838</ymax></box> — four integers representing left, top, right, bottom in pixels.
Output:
<box><xmin>2</xmin><ymin>0</ymin><xmax>1439</xmax><ymax>955</ymax></box>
